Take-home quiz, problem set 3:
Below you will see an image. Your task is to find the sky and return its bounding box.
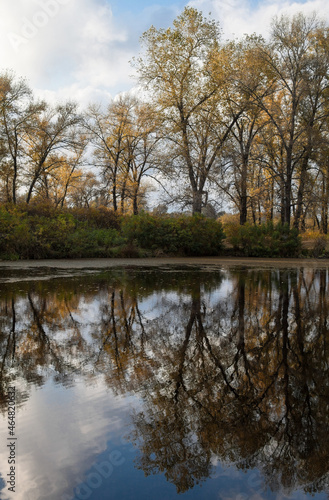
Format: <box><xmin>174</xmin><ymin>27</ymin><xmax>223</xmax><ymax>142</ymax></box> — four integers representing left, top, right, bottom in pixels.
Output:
<box><xmin>1</xmin><ymin>0</ymin><xmax>329</xmax><ymax>108</ymax></box>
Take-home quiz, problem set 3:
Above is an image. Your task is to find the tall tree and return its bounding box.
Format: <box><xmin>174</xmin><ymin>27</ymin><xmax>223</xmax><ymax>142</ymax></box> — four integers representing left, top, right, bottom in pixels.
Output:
<box><xmin>244</xmin><ymin>13</ymin><xmax>329</xmax><ymax>226</ymax></box>
<box><xmin>121</xmin><ymin>101</ymin><xmax>161</xmax><ymax>214</ymax></box>
<box><xmin>84</xmin><ymin>97</ymin><xmax>134</xmax><ymax>211</ymax></box>
<box><xmin>215</xmin><ymin>36</ymin><xmax>270</xmax><ymax>224</ymax></box>
<box><xmin>85</xmin><ymin>95</ymin><xmax>160</xmax><ymax>214</ymax></box>
<box><xmin>0</xmin><ymin>72</ymin><xmax>45</xmax><ymax>203</ymax></box>
<box><xmin>293</xmin><ymin>23</ymin><xmax>329</xmax><ymax>230</ymax></box>
<box><xmin>24</xmin><ymin>102</ymin><xmax>82</xmax><ymax>204</ymax></box>
<box><xmin>134</xmin><ymin>7</ymin><xmax>238</xmax><ymax>214</ymax></box>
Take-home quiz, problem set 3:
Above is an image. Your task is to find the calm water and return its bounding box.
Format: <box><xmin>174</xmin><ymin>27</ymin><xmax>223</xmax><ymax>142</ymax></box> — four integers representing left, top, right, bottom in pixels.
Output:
<box><xmin>0</xmin><ymin>263</ymin><xmax>329</xmax><ymax>500</ymax></box>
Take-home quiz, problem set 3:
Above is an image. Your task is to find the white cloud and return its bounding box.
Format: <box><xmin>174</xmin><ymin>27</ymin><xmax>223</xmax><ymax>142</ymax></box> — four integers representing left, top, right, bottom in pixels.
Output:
<box><xmin>188</xmin><ymin>0</ymin><xmax>329</xmax><ymax>39</ymax></box>
<box><xmin>0</xmin><ymin>0</ymin><xmax>136</xmax><ymax>105</ymax></box>
<box><xmin>0</xmin><ymin>378</ymin><xmax>132</xmax><ymax>500</ymax></box>
<box><xmin>35</xmin><ymin>84</ymin><xmax>113</xmax><ymax>108</ymax></box>
<box><xmin>1</xmin><ymin>0</ymin><xmax>329</xmax><ymax>109</ymax></box>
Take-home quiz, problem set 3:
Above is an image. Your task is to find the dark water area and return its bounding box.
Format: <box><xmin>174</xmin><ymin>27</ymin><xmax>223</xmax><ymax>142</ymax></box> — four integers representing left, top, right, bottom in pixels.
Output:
<box><xmin>0</xmin><ymin>264</ymin><xmax>329</xmax><ymax>500</ymax></box>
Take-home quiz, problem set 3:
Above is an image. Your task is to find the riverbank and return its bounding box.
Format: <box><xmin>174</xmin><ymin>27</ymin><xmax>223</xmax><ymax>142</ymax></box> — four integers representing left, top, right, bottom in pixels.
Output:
<box><xmin>1</xmin><ymin>256</ymin><xmax>329</xmax><ymax>269</ymax></box>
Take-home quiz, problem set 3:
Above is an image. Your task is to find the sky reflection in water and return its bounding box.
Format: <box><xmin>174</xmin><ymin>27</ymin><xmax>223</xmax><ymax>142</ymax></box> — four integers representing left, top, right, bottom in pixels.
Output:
<box><xmin>0</xmin><ymin>265</ymin><xmax>328</xmax><ymax>500</ymax></box>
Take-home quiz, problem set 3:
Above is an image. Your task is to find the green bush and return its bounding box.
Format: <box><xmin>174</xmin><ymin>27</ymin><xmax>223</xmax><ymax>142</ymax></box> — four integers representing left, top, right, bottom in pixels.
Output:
<box><xmin>69</xmin><ymin>206</ymin><xmax>120</xmax><ymax>229</ymax></box>
<box><xmin>22</xmin><ymin>200</ymin><xmax>57</xmax><ymax>219</ymax></box>
<box><xmin>66</xmin><ymin>228</ymin><xmax>127</xmax><ymax>258</ymax></box>
<box><xmin>0</xmin><ymin>204</ymin><xmax>125</xmax><ymax>259</ymax></box>
<box><xmin>122</xmin><ymin>213</ymin><xmax>225</xmax><ymax>256</ymax></box>
<box><xmin>0</xmin><ymin>205</ymin><xmax>32</xmax><ymax>259</ymax></box>
<box><xmin>32</xmin><ymin>213</ymin><xmax>76</xmax><ymax>258</ymax></box>
<box><xmin>226</xmin><ymin>221</ymin><xmax>301</xmax><ymax>257</ymax></box>
<box><xmin>0</xmin><ymin>203</ymin><xmax>302</xmax><ymax>260</ymax></box>
<box><xmin>311</xmin><ymin>235</ymin><xmax>328</xmax><ymax>258</ymax></box>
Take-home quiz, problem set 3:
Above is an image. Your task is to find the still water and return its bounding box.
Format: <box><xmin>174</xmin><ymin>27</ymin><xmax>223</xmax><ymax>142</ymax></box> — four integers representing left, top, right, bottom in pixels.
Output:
<box><xmin>0</xmin><ymin>263</ymin><xmax>328</xmax><ymax>500</ymax></box>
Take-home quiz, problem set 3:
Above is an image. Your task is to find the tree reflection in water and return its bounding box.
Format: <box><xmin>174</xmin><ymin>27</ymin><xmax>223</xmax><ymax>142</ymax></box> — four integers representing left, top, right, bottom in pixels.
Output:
<box><xmin>0</xmin><ymin>266</ymin><xmax>329</xmax><ymax>496</ymax></box>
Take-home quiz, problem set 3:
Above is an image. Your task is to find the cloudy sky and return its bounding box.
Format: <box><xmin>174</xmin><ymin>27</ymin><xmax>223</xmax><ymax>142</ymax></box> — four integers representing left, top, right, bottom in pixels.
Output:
<box><xmin>1</xmin><ymin>0</ymin><xmax>329</xmax><ymax>108</ymax></box>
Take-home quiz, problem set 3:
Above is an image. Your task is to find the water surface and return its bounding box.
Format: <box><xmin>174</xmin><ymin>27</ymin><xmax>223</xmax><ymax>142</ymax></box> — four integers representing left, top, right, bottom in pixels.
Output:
<box><xmin>0</xmin><ymin>263</ymin><xmax>328</xmax><ymax>500</ymax></box>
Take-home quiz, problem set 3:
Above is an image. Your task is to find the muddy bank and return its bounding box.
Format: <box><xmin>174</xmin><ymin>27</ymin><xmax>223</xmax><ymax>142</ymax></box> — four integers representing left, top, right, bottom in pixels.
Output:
<box><xmin>1</xmin><ymin>256</ymin><xmax>329</xmax><ymax>270</ymax></box>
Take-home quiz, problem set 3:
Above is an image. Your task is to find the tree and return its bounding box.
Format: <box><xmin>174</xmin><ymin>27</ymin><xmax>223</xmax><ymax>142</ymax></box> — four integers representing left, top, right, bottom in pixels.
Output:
<box><xmin>120</xmin><ymin>101</ymin><xmax>161</xmax><ymax>214</ymax></box>
<box><xmin>295</xmin><ymin>24</ymin><xmax>329</xmax><ymax>231</ymax></box>
<box><xmin>68</xmin><ymin>171</ymin><xmax>101</xmax><ymax>208</ymax></box>
<box><xmin>35</xmin><ymin>144</ymin><xmax>87</xmax><ymax>208</ymax></box>
<box><xmin>23</xmin><ymin>102</ymin><xmax>83</xmax><ymax>204</ymax></box>
<box><xmin>0</xmin><ymin>71</ymin><xmax>45</xmax><ymax>203</ymax></box>
<box><xmin>243</xmin><ymin>13</ymin><xmax>329</xmax><ymax>226</ymax></box>
<box><xmin>84</xmin><ymin>97</ymin><xmax>133</xmax><ymax>211</ymax></box>
<box><xmin>214</xmin><ymin>36</ymin><xmax>269</xmax><ymax>224</ymax></box>
<box><xmin>134</xmin><ymin>7</ymin><xmax>239</xmax><ymax>214</ymax></box>
<box><xmin>0</xmin><ymin>72</ymin><xmax>84</xmax><ymax>206</ymax></box>
<box><xmin>85</xmin><ymin>95</ymin><xmax>160</xmax><ymax>214</ymax></box>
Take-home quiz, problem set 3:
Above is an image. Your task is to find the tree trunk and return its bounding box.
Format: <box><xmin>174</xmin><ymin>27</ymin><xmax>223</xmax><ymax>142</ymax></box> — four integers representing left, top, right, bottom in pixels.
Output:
<box><xmin>282</xmin><ymin>175</ymin><xmax>292</xmax><ymax>226</ymax></box>
<box><xmin>192</xmin><ymin>190</ymin><xmax>202</xmax><ymax>214</ymax></box>
<box><xmin>320</xmin><ymin>169</ymin><xmax>329</xmax><ymax>234</ymax></box>
<box><xmin>294</xmin><ymin>155</ymin><xmax>309</xmax><ymax>230</ymax></box>
<box><xmin>12</xmin><ymin>162</ymin><xmax>17</xmax><ymax>204</ymax></box>
<box><xmin>26</xmin><ymin>177</ymin><xmax>38</xmax><ymax>204</ymax></box>
<box><xmin>120</xmin><ymin>182</ymin><xmax>126</xmax><ymax>214</ymax></box>
<box><xmin>112</xmin><ymin>184</ymin><xmax>118</xmax><ymax>212</ymax></box>
<box><xmin>133</xmin><ymin>191</ymin><xmax>138</xmax><ymax>215</ymax></box>
<box><xmin>240</xmin><ymin>158</ymin><xmax>247</xmax><ymax>225</ymax></box>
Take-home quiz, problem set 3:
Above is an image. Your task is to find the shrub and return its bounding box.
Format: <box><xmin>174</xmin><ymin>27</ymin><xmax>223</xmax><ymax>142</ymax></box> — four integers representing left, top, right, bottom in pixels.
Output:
<box><xmin>224</xmin><ymin>221</ymin><xmax>301</xmax><ymax>257</ymax></box>
<box><xmin>66</xmin><ymin>228</ymin><xmax>127</xmax><ymax>258</ymax></box>
<box><xmin>21</xmin><ymin>200</ymin><xmax>56</xmax><ymax>219</ymax></box>
<box><xmin>69</xmin><ymin>206</ymin><xmax>120</xmax><ymax>230</ymax></box>
<box><xmin>122</xmin><ymin>213</ymin><xmax>225</xmax><ymax>256</ymax></box>
<box><xmin>0</xmin><ymin>203</ymin><xmax>302</xmax><ymax>260</ymax></box>
<box><xmin>0</xmin><ymin>205</ymin><xmax>31</xmax><ymax>259</ymax></box>
<box><xmin>28</xmin><ymin>213</ymin><xmax>75</xmax><ymax>258</ymax></box>
<box><xmin>312</xmin><ymin>235</ymin><xmax>328</xmax><ymax>258</ymax></box>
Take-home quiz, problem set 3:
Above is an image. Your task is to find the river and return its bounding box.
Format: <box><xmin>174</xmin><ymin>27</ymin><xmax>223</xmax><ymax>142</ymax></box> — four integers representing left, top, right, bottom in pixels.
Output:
<box><xmin>0</xmin><ymin>259</ymin><xmax>328</xmax><ymax>500</ymax></box>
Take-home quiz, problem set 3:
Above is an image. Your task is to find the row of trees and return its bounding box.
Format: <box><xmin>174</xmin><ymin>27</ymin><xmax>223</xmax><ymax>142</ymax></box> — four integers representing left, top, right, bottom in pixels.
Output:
<box><xmin>135</xmin><ymin>7</ymin><xmax>329</xmax><ymax>230</ymax></box>
<box><xmin>2</xmin><ymin>8</ymin><xmax>329</xmax><ymax>230</ymax></box>
<box><xmin>0</xmin><ymin>74</ymin><xmax>158</xmax><ymax>214</ymax></box>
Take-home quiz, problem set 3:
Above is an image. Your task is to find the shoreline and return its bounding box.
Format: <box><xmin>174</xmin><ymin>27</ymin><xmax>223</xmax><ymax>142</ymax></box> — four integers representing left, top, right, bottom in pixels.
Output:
<box><xmin>1</xmin><ymin>256</ymin><xmax>329</xmax><ymax>269</ymax></box>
